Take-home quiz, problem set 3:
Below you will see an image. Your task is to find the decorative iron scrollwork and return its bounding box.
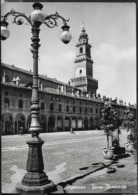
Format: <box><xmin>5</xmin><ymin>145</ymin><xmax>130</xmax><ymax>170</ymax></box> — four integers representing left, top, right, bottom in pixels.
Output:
<box><xmin>44</xmin><ymin>12</ymin><xmax>69</xmax><ymax>28</ymax></box>
<box><xmin>1</xmin><ymin>9</ymin><xmax>32</xmax><ymax>26</ymax></box>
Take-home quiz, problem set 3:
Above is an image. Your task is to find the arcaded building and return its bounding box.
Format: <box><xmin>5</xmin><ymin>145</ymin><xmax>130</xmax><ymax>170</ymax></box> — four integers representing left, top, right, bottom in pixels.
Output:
<box><xmin>1</xmin><ymin>28</ymin><xmax>136</xmax><ymax>135</ymax></box>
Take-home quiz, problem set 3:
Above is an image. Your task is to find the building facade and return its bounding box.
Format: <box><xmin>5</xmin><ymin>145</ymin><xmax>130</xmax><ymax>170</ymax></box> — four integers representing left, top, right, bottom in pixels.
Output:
<box><xmin>1</xmin><ymin>28</ymin><xmax>136</xmax><ymax>135</ymax></box>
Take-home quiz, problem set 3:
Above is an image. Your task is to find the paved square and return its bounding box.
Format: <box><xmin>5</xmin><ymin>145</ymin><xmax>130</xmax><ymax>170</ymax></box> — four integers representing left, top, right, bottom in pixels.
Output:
<box><xmin>2</xmin><ymin>130</ymin><xmax>137</xmax><ymax>193</ymax></box>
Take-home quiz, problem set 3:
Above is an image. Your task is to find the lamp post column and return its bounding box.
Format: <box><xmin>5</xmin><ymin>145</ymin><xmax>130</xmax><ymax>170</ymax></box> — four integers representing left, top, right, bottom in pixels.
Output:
<box><xmin>29</xmin><ymin>25</ymin><xmax>41</xmax><ymax>134</ymax></box>
<box><xmin>16</xmin><ymin>25</ymin><xmax>56</xmax><ymax>193</ymax></box>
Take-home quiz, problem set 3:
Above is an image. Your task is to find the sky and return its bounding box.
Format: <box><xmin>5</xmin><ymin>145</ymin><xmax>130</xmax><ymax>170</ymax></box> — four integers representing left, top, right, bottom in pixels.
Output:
<box><xmin>1</xmin><ymin>2</ymin><xmax>136</xmax><ymax>105</ymax></box>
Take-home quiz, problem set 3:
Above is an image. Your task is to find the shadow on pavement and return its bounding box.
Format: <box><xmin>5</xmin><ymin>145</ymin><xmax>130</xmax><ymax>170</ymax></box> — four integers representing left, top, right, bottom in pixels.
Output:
<box><xmin>57</xmin><ymin>154</ymin><xmax>130</xmax><ymax>192</ymax></box>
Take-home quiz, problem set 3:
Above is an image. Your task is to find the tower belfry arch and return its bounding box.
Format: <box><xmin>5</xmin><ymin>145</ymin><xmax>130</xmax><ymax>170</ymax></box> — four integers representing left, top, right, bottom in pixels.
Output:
<box><xmin>69</xmin><ymin>26</ymin><xmax>98</xmax><ymax>97</ymax></box>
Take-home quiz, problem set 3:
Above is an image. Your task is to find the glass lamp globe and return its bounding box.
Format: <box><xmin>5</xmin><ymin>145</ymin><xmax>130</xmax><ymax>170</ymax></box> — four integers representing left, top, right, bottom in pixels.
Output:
<box><xmin>1</xmin><ymin>21</ymin><xmax>10</xmax><ymax>40</ymax></box>
<box><xmin>60</xmin><ymin>31</ymin><xmax>72</xmax><ymax>44</ymax></box>
<box><xmin>60</xmin><ymin>23</ymin><xmax>72</xmax><ymax>44</ymax></box>
<box><xmin>31</xmin><ymin>3</ymin><xmax>45</xmax><ymax>25</ymax></box>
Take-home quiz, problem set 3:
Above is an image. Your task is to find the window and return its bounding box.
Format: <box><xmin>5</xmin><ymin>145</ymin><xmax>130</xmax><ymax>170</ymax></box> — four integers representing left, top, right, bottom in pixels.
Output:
<box><xmin>19</xmin><ymin>100</ymin><xmax>23</xmax><ymax>108</ymax></box>
<box><xmin>79</xmin><ymin>107</ymin><xmax>82</xmax><ymax>113</ymax></box>
<box><xmin>91</xmin><ymin>108</ymin><xmax>93</xmax><ymax>113</ymax></box>
<box><xmin>80</xmin><ymin>47</ymin><xmax>83</xmax><ymax>53</ymax></box>
<box><xmin>66</xmin><ymin>105</ymin><xmax>69</xmax><ymax>112</ymax></box>
<box><xmin>80</xmin><ymin>69</ymin><xmax>82</xmax><ymax>74</ymax></box>
<box><xmin>73</xmin><ymin>106</ymin><xmax>76</xmax><ymax>113</ymax></box>
<box><xmin>50</xmin><ymin>103</ymin><xmax>54</xmax><ymax>111</ymax></box>
<box><xmin>95</xmin><ymin>108</ymin><xmax>98</xmax><ymax>113</ymax></box>
<box><xmin>59</xmin><ymin>104</ymin><xmax>62</xmax><ymax>112</ymax></box>
<box><xmin>41</xmin><ymin>102</ymin><xmax>45</xmax><ymax>110</ymax></box>
<box><xmin>5</xmin><ymin>91</ymin><xmax>8</xmax><ymax>96</ymax></box>
<box><xmin>85</xmin><ymin>107</ymin><xmax>87</xmax><ymax>113</ymax></box>
<box><xmin>4</xmin><ymin>98</ymin><xmax>10</xmax><ymax>107</ymax></box>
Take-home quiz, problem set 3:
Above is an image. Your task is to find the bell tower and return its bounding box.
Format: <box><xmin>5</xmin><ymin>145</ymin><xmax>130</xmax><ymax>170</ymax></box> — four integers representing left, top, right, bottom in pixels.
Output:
<box><xmin>70</xmin><ymin>27</ymin><xmax>98</xmax><ymax>96</ymax></box>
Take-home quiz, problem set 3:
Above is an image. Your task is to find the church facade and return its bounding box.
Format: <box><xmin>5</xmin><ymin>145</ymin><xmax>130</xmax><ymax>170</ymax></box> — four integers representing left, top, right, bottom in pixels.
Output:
<box><xmin>1</xmin><ymin>28</ymin><xmax>136</xmax><ymax>135</ymax></box>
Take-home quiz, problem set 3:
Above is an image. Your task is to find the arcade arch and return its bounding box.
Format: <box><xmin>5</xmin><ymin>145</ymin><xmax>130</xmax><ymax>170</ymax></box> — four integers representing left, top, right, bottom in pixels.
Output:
<box><xmin>90</xmin><ymin>117</ymin><xmax>94</xmax><ymax>130</ymax></box>
<box><xmin>78</xmin><ymin>116</ymin><xmax>83</xmax><ymax>130</ymax></box>
<box><xmin>48</xmin><ymin>115</ymin><xmax>55</xmax><ymax>132</ymax></box>
<box><xmin>39</xmin><ymin>114</ymin><xmax>46</xmax><ymax>132</ymax></box>
<box><xmin>2</xmin><ymin>113</ymin><xmax>13</xmax><ymax>134</ymax></box>
<box><xmin>15</xmin><ymin>113</ymin><xmax>26</xmax><ymax>134</ymax></box>
<box><xmin>65</xmin><ymin>116</ymin><xmax>70</xmax><ymax>131</ymax></box>
<box><xmin>84</xmin><ymin>117</ymin><xmax>88</xmax><ymax>130</ymax></box>
<box><xmin>57</xmin><ymin>116</ymin><xmax>63</xmax><ymax>131</ymax></box>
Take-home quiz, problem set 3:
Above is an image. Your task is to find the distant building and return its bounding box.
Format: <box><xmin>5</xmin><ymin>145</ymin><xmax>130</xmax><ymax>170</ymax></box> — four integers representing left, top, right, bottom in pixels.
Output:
<box><xmin>1</xmin><ymin>28</ymin><xmax>136</xmax><ymax>135</ymax></box>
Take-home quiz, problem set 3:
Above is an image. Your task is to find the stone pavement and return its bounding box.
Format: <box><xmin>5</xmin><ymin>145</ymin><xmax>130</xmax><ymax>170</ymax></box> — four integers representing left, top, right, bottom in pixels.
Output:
<box><xmin>63</xmin><ymin>154</ymin><xmax>137</xmax><ymax>194</ymax></box>
<box><xmin>2</xmin><ymin>130</ymin><xmax>137</xmax><ymax>194</ymax></box>
<box><xmin>3</xmin><ymin>153</ymin><xmax>136</xmax><ymax>194</ymax></box>
<box><xmin>52</xmin><ymin>153</ymin><xmax>137</xmax><ymax>194</ymax></box>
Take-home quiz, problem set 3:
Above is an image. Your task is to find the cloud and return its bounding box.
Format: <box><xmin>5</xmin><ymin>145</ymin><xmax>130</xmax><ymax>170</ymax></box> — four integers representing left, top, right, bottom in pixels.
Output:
<box><xmin>93</xmin><ymin>43</ymin><xmax>135</xmax><ymax>66</ymax></box>
<box><xmin>39</xmin><ymin>51</ymin><xmax>75</xmax><ymax>82</ymax></box>
<box><xmin>93</xmin><ymin>43</ymin><xmax>136</xmax><ymax>104</ymax></box>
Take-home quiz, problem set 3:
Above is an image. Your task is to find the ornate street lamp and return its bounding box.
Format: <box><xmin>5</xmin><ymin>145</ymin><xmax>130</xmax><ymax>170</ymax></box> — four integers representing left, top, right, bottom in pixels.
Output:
<box><xmin>1</xmin><ymin>2</ymin><xmax>72</xmax><ymax>194</ymax></box>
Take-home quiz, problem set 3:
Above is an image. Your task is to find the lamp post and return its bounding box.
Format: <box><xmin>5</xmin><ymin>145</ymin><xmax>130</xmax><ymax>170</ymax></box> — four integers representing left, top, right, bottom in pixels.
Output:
<box><xmin>1</xmin><ymin>2</ymin><xmax>72</xmax><ymax>194</ymax></box>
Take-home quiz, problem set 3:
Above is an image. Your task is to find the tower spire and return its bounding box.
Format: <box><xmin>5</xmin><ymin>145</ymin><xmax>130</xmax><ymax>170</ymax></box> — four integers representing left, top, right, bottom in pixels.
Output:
<box><xmin>82</xmin><ymin>21</ymin><xmax>85</xmax><ymax>32</ymax></box>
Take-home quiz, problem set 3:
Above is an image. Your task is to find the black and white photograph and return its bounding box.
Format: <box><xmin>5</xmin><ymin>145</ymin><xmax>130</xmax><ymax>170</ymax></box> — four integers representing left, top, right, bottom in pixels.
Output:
<box><xmin>1</xmin><ymin>0</ymin><xmax>137</xmax><ymax>194</ymax></box>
